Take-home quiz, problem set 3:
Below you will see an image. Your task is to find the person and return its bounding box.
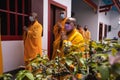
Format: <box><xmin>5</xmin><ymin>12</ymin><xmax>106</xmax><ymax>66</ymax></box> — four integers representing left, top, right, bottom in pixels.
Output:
<box><xmin>61</xmin><ymin>17</ymin><xmax>85</xmax><ymax>55</ymax></box>
<box><xmin>84</xmin><ymin>25</ymin><xmax>91</xmax><ymax>44</ymax></box>
<box><xmin>52</xmin><ymin>10</ymin><xmax>67</xmax><ymax>59</ymax></box>
<box><xmin>77</xmin><ymin>24</ymin><xmax>85</xmax><ymax>38</ymax></box>
<box><xmin>23</xmin><ymin>12</ymin><xmax>43</xmax><ymax>70</ymax></box>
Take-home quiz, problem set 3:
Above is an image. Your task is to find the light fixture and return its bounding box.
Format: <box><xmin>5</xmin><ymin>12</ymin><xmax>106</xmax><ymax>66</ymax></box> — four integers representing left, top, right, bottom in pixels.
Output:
<box><xmin>119</xmin><ymin>21</ymin><xmax>120</xmax><ymax>24</ymax></box>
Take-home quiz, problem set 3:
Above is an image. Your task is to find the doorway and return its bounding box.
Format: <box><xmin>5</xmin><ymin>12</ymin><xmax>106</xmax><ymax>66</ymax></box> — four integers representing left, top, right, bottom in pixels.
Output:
<box><xmin>104</xmin><ymin>24</ymin><xmax>107</xmax><ymax>39</ymax></box>
<box><xmin>48</xmin><ymin>0</ymin><xmax>67</xmax><ymax>59</ymax></box>
<box><xmin>50</xmin><ymin>5</ymin><xmax>65</xmax><ymax>59</ymax></box>
<box><xmin>99</xmin><ymin>23</ymin><xmax>103</xmax><ymax>41</ymax></box>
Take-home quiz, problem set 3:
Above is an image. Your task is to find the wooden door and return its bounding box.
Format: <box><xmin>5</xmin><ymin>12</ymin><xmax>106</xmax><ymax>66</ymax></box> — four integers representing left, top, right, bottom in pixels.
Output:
<box><xmin>99</xmin><ymin>23</ymin><xmax>103</xmax><ymax>41</ymax></box>
<box><xmin>104</xmin><ymin>24</ymin><xmax>107</xmax><ymax>39</ymax></box>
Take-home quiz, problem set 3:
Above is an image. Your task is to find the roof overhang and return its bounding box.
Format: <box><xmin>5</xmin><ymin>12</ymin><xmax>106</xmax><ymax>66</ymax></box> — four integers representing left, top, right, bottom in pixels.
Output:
<box><xmin>83</xmin><ymin>0</ymin><xmax>98</xmax><ymax>12</ymax></box>
<box><xmin>112</xmin><ymin>0</ymin><xmax>120</xmax><ymax>13</ymax></box>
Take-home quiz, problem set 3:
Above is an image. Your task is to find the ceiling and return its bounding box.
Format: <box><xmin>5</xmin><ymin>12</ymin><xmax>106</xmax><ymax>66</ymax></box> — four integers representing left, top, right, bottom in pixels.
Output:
<box><xmin>102</xmin><ymin>0</ymin><xmax>118</xmax><ymax>11</ymax></box>
<box><xmin>83</xmin><ymin>0</ymin><xmax>120</xmax><ymax>13</ymax></box>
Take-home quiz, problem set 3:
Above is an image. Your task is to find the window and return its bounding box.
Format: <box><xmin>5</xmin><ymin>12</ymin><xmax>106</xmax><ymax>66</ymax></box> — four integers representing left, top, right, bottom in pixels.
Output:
<box><xmin>0</xmin><ymin>0</ymin><xmax>31</xmax><ymax>40</ymax></box>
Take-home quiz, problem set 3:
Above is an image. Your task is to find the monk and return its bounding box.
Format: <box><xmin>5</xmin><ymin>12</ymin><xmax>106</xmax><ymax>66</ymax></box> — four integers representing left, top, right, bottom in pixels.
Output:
<box><xmin>77</xmin><ymin>24</ymin><xmax>85</xmax><ymax>39</ymax></box>
<box><xmin>61</xmin><ymin>17</ymin><xmax>85</xmax><ymax>55</ymax></box>
<box><xmin>84</xmin><ymin>25</ymin><xmax>91</xmax><ymax>44</ymax></box>
<box><xmin>23</xmin><ymin>12</ymin><xmax>43</xmax><ymax>69</ymax></box>
<box><xmin>52</xmin><ymin>10</ymin><xmax>67</xmax><ymax>59</ymax></box>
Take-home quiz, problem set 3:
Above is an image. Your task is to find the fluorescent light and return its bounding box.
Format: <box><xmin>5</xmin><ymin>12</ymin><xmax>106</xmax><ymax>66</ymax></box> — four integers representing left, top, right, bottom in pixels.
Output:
<box><xmin>118</xmin><ymin>18</ymin><xmax>120</xmax><ymax>24</ymax></box>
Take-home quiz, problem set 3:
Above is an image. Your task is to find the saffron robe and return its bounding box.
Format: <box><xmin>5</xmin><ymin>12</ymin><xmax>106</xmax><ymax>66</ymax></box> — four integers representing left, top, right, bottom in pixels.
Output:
<box><xmin>62</xmin><ymin>29</ymin><xmax>85</xmax><ymax>57</ymax></box>
<box><xmin>84</xmin><ymin>30</ymin><xmax>91</xmax><ymax>44</ymax></box>
<box><xmin>52</xmin><ymin>18</ymin><xmax>67</xmax><ymax>59</ymax></box>
<box><xmin>78</xmin><ymin>29</ymin><xmax>85</xmax><ymax>39</ymax></box>
<box><xmin>67</xmin><ymin>29</ymin><xmax>84</xmax><ymax>45</ymax></box>
<box><xmin>23</xmin><ymin>20</ymin><xmax>42</xmax><ymax>61</ymax></box>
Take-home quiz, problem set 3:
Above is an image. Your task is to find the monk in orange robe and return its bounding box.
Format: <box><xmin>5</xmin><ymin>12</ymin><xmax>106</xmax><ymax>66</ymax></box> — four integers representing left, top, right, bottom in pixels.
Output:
<box><xmin>77</xmin><ymin>24</ymin><xmax>85</xmax><ymax>39</ymax></box>
<box><xmin>84</xmin><ymin>25</ymin><xmax>91</xmax><ymax>44</ymax></box>
<box><xmin>23</xmin><ymin>12</ymin><xmax>42</xmax><ymax>67</ymax></box>
<box><xmin>52</xmin><ymin>11</ymin><xmax>67</xmax><ymax>59</ymax></box>
<box><xmin>61</xmin><ymin>17</ymin><xmax>85</xmax><ymax>55</ymax></box>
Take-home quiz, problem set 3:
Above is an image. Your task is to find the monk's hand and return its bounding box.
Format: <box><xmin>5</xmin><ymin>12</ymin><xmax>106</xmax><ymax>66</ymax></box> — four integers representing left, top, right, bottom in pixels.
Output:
<box><xmin>61</xmin><ymin>31</ymin><xmax>67</xmax><ymax>40</ymax></box>
<box><xmin>57</xmin><ymin>22</ymin><xmax>62</xmax><ymax>28</ymax></box>
<box><xmin>23</xmin><ymin>26</ymin><xmax>28</xmax><ymax>31</ymax></box>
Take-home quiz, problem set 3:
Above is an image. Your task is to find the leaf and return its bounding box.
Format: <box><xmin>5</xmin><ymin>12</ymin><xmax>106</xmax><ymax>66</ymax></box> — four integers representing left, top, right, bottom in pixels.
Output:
<box><xmin>5</xmin><ymin>73</ymin><xmax>13</xmax><ymax>77</ymax></box>
<box><xmin>0</xmin><ymin>73</ymin><xmax>12</xmax><ymax>80</ymax></box>
<box><xmin>16</xmin><ymin>70</ymin><xmax>30</xmax><ymax>80</ymax></box>
<box><xmin>16</xmin><ymin>74</ymin><xmax>25</xmax><ymax>80</ymax></box>
<box><xmin>97</xmin><ymin>66</ymin><xmax>109</xmax><ymax>80</ymax></box>
<box><xmin>25</xmin><ymin>72</ymin><xmax>34</xmax><ymax>80</ymax></box>
<box><xmin>96</xmin><ymin>47</ymin><xmax>103</xmax><ymax>52</ymax></box>
<box><xmin>65</xmin><ymin>58</ymin><xmax>73</xmax><ymax>65</ymax></box>
<box><xmin>91</xmin><ymin>41</ymin><xmax>97</xmax><ymax>48</ymax></box>
<box><xmin>89</xmin><ymin>62</ymin><xmax>97</xmax><ymax>68</ymax></box>
<box><xmin>3</xmin><ymin>77</ymin><xmax>7</xmax><ymax>80</ymax></box>
<box><xmin>79</xmin><ymin>58</ymin><xmax>85</xmax><ymax>66</ymax></box>
<box><xmin>111</xmin><ymin>48</ymin><xmax>117</xmax><ymax>56</ymax></box>
<box><xmin>31</xmin><ymin>63</ymin><xmax>38</xmax><ymax>67</ymax></box>
<box><xmin>113</xmin><ymin>43</ymin><xmax>120</xmax><ymax>49</ymax></box>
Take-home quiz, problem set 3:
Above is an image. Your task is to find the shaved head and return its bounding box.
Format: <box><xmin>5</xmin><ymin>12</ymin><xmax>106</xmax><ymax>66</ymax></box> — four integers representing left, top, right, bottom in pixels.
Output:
<box><xmin>66</xmin><ymin>17</ymin><xmax>76</xmax><ymax>26</ymax></box>
<box><xmin>67</xmin><ymin>17</ymin><xmax>76</xmax><ymax>22</ymax></box>
<box><xmin>60</xmin><ymin>10</ymin><xmax>66</xmax><ymax>14</ymax></box>
<box><xmin>31</xmin><ymin>12</ymin><xmax>38</xmax><ymax>19</ymax></box>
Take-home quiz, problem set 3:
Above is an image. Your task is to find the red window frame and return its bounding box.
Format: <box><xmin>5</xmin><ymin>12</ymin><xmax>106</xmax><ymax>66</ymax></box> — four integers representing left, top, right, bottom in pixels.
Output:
<box><xmin>0</xmin><ymin>0</ymin><xmax>31</xmax><ymax>40</ymax></box>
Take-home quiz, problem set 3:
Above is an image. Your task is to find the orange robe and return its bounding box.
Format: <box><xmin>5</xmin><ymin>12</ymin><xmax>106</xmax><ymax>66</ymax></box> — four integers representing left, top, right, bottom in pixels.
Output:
<box><xmin>67</xmin><ymin>29</ymin><xmax>84</xmax><ymax>45</ymax></box>
<box><xmin>64</xmin><ymin>29</ymin><xmax>85</xmax><ymax>52</ymax></box>
<box><xmin>0</xmin><ymin>35</ymin><xmax>3</xmax><ymax>74</ymax></box>
<box><xmin>78</xmin><ymin>29</ymin><xmax>85</xmax><ymax>39</ymax></box>
<box><xmin>23</xmin><ymin>20</ymin><xmax>42</xmax><ymax>62</ymax></box>
<box><xmin>52</xmin><ymin>18</ymin><xmax>67</xmax><ymax>59</ymax></box>
<box><xmin>84</xmin><ymin>30</ymin><xmax>91</xmax><ymax>44</ymax></box>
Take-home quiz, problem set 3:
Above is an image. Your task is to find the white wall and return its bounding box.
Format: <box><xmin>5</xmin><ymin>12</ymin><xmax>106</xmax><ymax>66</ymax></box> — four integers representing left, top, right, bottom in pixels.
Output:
<box><xmin>107</xmin><ymin>11</ymin><xmax>120</xmax><ymax>39</ymax></box>
<box><xmin>2</xmin><ymin>0</ymin><xmax>72</xmax><ymax>72</ymax></box>
<box><xmin>98</xmin><ymin>10</ymin><xmax>111</xmax><ymax>41</ymax></box>
<box><xmin>98</xmin><ymin>1</ymin><xmax>120</xmax><ymax>39</ymax></box>
<box><xmin>98</xmin><ymin>0</ymin><xmax>110</xmax><ymax>40</ymax></box>
<box><xmin>72</xmin><ymin>0</ymin><xmax>99</xmax><ymax>41</ymax></box>
<box><xmin>42</xmin><ymin>0</ymin><xmax>48</xmax><ymax>55</ymax></box>
<box><xmin>2</xmin><ymin>41</ymin><xmax>24</xmax><ymax>72</ymax></box>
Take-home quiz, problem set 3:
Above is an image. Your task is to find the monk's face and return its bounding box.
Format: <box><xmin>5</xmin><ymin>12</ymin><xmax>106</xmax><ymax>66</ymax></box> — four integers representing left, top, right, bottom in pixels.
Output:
<box><xmin>65</xmin><ymin>20</ymin><xmax>74</xmax><ymax>32</ymax></box>
<box><xmin>29</xmin><ymin>12</ymin><xmax>37</xmax><ymax>22</ymax></box>
<box><xmin>60</xmin><ymin>11</ymin><xmax>66</xmax><ymax>19</ymax></box>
